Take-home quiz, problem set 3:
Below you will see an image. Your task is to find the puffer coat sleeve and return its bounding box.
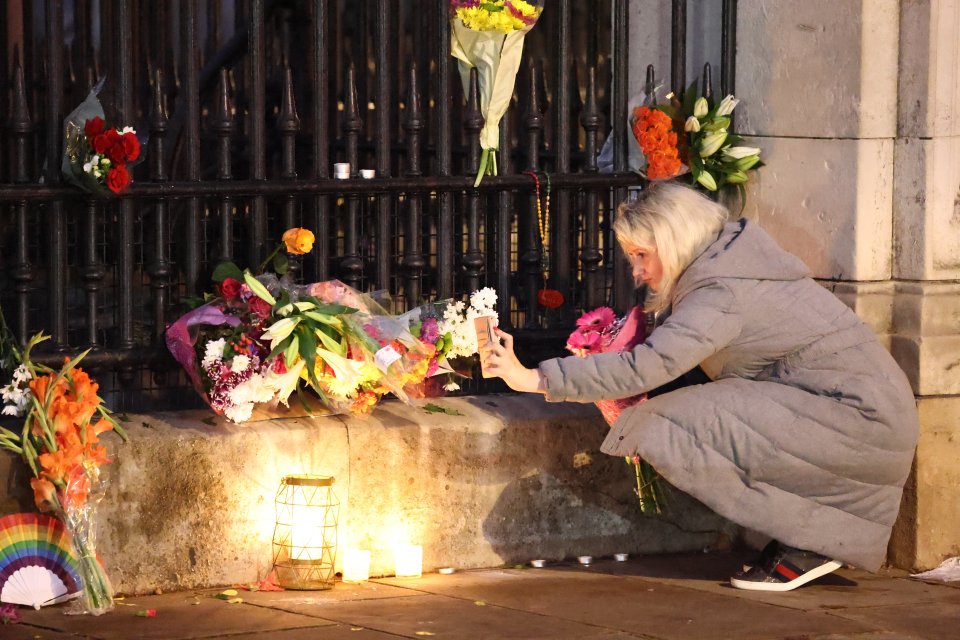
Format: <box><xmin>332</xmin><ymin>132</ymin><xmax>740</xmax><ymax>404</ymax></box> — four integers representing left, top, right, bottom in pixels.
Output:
<box><xmin>539</xmin><ymin>280</ymin><xmax>742</xmax><ymax>403</ymax></box>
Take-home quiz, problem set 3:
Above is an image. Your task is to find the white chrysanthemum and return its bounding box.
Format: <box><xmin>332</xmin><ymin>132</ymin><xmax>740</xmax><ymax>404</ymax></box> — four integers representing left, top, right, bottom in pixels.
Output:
<box><xmin>469</xmin><ymin>287</ymin><xmax>497</xmax><ymax>312</ymax></box>
<box><xmin>229</xmin><ymin>373</ymin><xmax>275</xmax><ymax>406</ymax></box>
<box><xmin>202</xmin><ymin>339</ymin><xmax>226</xmax><ymax>371</ymax></box>
<box><xmin>443</xmin><ymin>381</ymin><xmax>461</xmax><ymax>392</ymax></box>
<box><xmin>224</xmin><ymin>402</ymin><xmax>253</xmax><ymax>423</ymax></box>
<box><xmin>230</xmin><ymin>354</ymin><xmax>251</xmax><ymax>373</ymax></box>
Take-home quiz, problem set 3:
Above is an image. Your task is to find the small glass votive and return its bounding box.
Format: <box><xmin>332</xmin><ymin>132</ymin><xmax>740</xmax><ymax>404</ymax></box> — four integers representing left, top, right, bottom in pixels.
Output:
<box><xmin>342</xmin><ymin>549</ymin><xmax>371</xmax><ymax>583</ymax></box>
<box><xmin>577</xmin><ymin>555</ymin><xmax>593</xmax><ymax>566</ymax></box>
<box><xmin>438</xmin><ymin>567</ymin><xmax>456</xmax><ymax>575</ymax></box>
<box><xmin>614</xmin><ymin>553</ymin><xmax>629</xmax><ymax>562</ymax></box>
<box><xmin>333</xmin><ymin>162</ymin><xmax>350</xmax><ymax>179</ymax></box>
<box><xmin>530</xmin><ymin>559</ymin><xmax>546</xmax><ymax>568</ymax></box>
<box><xmin>359</xmin><ymin>169</ymin><xmax>376</xmax><ymax>179</ymax></box>
<box><xmin>394</xmin><ymin>544</ymin><xmax>422</xmax><ymax>578</ymax></box>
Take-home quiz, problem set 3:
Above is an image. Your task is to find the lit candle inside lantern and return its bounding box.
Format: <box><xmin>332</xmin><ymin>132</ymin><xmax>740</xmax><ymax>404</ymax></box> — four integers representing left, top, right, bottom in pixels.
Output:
<box><xmin>343</xmin><ymin>549</ymin><xmax>371</xmax><ymax>583</ymax></box>
<box><xmin>393</xmin><ymin>544</ymin><xmax>422</xmax><ymax>578</ymax></box>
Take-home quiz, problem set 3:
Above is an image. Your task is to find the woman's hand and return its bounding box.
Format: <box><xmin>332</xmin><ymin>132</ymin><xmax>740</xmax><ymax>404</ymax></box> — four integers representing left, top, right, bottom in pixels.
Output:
<box><xmin>482</xmin><ymin>328</ymin><xmax>545</xmax><ymax>394</ymax></box>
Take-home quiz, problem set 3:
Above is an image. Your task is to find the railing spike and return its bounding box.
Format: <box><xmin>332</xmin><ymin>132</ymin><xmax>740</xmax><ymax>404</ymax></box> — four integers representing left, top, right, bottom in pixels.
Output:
<box><xmin>702</xmin><ymin>62</ymin><xmax>713</xmax><ymax>100</ymax></box>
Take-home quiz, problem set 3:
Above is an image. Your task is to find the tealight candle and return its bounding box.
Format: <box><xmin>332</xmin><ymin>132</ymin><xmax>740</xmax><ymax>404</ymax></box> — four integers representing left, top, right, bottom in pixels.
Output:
<box><xmin>394</xmin><ymin>544</ymin><xmax>422</xmax><ymax>578</ymax></box>
<box><xmin>333</xmin><ymin>162</ymin><xmax>350</xmax><ymax>179</ymax></box>
<box><xmin>578</xmin><ymin>555</ymin><xmax>593</xmax><ymax>566</ymax></box>
<box><xmin>343</xmin><ymin>549</ymin><xmax>371</xmax><ymax>583</ymax></box>
<box><xmin>359</xmin><ymin>169</ymin><xmax>376</xmax><ymax>179</ymax></box>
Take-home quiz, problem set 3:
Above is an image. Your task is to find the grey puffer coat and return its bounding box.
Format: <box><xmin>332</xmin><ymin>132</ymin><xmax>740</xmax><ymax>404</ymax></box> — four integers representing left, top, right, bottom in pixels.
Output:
<box><xmin>539</xmin><ymin>219</ymin><xmax>918</xmax><ymax>571</ymax></box>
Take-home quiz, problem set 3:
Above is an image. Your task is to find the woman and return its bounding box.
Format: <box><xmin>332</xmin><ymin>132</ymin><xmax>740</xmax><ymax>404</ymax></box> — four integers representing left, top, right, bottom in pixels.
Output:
<box><xmin>484</xmin><ymin>181</ymin><xmax>918</xmax><ymax>592</ymax></box>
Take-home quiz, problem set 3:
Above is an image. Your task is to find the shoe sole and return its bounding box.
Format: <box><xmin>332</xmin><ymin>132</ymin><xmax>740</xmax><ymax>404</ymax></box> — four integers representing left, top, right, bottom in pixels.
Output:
<box><xmin>729</xmin><ymin>560</ymin><xmax>843</xmax><ymax>592</ymax></box>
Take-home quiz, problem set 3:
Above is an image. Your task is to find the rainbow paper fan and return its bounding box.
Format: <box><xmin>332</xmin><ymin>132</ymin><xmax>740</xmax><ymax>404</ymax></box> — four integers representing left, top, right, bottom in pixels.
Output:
<box><xmin>0</xmin><ymin>513</ymin><xmax>82</xmax><ymax>609</ymax></box>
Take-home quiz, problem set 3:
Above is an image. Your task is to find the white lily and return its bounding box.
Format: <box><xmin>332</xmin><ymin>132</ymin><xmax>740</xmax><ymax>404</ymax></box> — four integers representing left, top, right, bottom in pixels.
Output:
<box><xmin>723</xmin><ymin>146</ymin><xmax>761</xmax><ymax>160</ymax></box>
<box><xmin>261</xmin><ymin>317</ymin><xmax>300</xmax><ymax>345</ymax></box>
<box><xmin>736</xmin><ymin>155</ymin><xmax>761</xmax><ymax>171</ymax></box>
<box><xmin>684</xmin><ymin>116</ymin><xmax>701</xmax><ymax>132</ymax></box>
<box><xmin>699</xmin><ymin>131</ymin><xmax>728</xmax><ymax>157</ymax></box>
<box><xmin>726</xmin><ymin>170</ymin><xmax>749</xmax><ymax>184</ymax></box>
<box><xmin>264</xmin><ymin>359</ymin><xmax>305</xmax><ymax>406</ymax></box>
<box><xmin>696</xmin><ymin>170</ymin><xmax>718</xmax><ymax>191</ymax></box>
<box><xmin>693</xmin><ymin>97</ymin><xmax>709</xmax><ymax>118</ymax></box>
<box><xmin>716</xmin><ymin>95</ymin><xmax>739</xmax><ymax>117</ymax></box>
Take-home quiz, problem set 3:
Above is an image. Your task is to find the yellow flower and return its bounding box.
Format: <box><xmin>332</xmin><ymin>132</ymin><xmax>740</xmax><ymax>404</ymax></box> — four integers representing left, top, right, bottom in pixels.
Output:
<box><xmin>282</xmin><ymin>228</ymin><xmax>315</xmax><ymax>255</ymax></box>
<box><xmin>455</xmin><ymin>3</ymin><xmax>540</xmax><ymax>33</ymax></box>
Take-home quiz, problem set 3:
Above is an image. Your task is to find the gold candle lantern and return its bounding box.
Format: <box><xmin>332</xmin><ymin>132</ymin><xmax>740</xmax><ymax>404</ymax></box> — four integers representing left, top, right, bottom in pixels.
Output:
<box><xmin>272</xmin><ymin>475</ymin><xmax>339</xmax><ymax>590</ymax></box>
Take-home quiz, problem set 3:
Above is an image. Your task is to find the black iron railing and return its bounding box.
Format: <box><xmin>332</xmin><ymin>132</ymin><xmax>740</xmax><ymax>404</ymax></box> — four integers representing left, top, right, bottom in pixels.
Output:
<box><xmin>0</xmin><ymin>0</ymin><xmax>736</xmax><ymax>411</ymax></box>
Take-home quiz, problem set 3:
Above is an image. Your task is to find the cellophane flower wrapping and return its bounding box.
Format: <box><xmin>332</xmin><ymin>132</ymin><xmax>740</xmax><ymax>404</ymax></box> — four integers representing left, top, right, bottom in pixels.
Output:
<box><xmin>166</xmin><ymin>277</ymin><xmax>435</xmax><ymax>423</ymax></box>
<box><xmin>61</xmin><ymin>78</ymin><xmax>144</xmax><ymax>196</ymax></box>
<box><xmin>567</xmin><ymin>306</ymin><xmax>666</xmax><ymax>513</ymax></box>
<box><xmin>60</xmin><ymin>468</ymin><xmax>113</xmax><ymax>616</ymax></box>
<box><xmin>450</xmin><ymin>0</ymin><xmax>544</xmax><ymax>185</ymax></box>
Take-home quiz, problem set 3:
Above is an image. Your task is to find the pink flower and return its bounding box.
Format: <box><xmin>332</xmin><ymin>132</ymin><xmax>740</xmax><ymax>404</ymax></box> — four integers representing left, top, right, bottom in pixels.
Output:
<box><xmin>0</xmin><ymin>603</ymin><xmax>21</xmax><ymax>624</ymax></box>
<box><xmin>576</xmin><ymin>307</ymin><xmax>616</xmax><ymax>330</ymax></box>
<box><xmin>566</xmin><ymin>330</ymin><xmax>601</xmax><ymax>355</ymax></box>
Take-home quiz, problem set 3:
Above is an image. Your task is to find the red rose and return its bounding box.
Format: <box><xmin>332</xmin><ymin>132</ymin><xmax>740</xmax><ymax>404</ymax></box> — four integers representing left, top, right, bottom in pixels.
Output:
<box><xmin>105</xmin><ymin>128</ymin><xmax>121</xmax><ymax>144</ymax></box>
<box><xmin>92</xmin><ymin>133</ymin><xmax>111</xmax><ymax>154</ymax></box>
<box><xmin>122</xmin><ymin>132</ymin><xmax>140</xmax><ymax>161</ymax></box>
<box><xmin>248</xmin><ymin>296</ymin><xmax>272</xmax><ymax>319</ymax></box>
<box><xmin>219</xmin><ymin>278</ymin><xmax>242</xmax><ymax>300</ymax></box>
<box><xmin>105</xmin><ymin>165</ymin><xmax>131</xmax><ymax>193</ymax></box>
<box><xmin>537</xmin><ymin>288</ymin><xmax>565</xmax><ymax>309</ymax></box>
<box><xmin>84</xmin><ymin>116</ymin><xmax>105</xmax><ymax>139</ymax></box>
<box><xmin>107</xmin><ymin>142</ymin><xmax>127</xmax><ymax>164</ymax></box>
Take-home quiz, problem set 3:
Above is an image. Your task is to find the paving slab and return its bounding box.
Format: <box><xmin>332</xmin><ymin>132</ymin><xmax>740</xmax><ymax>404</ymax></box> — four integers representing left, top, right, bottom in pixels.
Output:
<box><xmin>203</xmin><ymin>625</ymin><xmax>405</xmax><ymax>639</ymax></box>
<box><xmin>293</xmin><ymin>592</ymin><xmax>638</xmax><ymax>639</ymax></box>
<box><xmin>14</xmin><ymin>590</ymin><xmax>332</xmax><ymax>640</ymax></box>
<box><xmin>581</xmin><ymin>553</ymin><xmax>960</xmax><ymax>613</ymax></box>
<box><xmin>826</xmin><ymin>601</ymin><xmax>960</xmax><ymax>640</ymax></box>
<box><xmin>374</xmin><ymin>565</ymin><xmax>879</xmax><ymax>640</ymax></box>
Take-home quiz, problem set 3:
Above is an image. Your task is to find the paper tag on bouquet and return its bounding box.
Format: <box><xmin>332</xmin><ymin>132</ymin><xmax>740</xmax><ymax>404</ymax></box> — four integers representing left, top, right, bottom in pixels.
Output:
<box><xmin>474</xmin><ymin>315</ymin><xmax>497</xmax><ymax>378</ymax></box>
<box><xmin>374</xmin><ymin>345</ymin><xmax>403</xmax><ymax>373</ymax></box>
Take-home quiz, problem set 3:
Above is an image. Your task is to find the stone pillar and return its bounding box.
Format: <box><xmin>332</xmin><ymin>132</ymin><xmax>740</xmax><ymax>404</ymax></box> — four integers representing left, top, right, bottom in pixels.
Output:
<box><xmin>887</xmin><ymin>0</ymin><xmax>960</xmax><ymax>571</ymax></box>
<box><xmin>732</xmin><ymin>0</ymin><xmax>959</xmax><ymax>570</ymax></box>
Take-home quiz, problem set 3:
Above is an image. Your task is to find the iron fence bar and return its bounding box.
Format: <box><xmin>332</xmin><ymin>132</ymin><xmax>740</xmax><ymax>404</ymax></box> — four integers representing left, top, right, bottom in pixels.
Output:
<box><xmin>463</xmin><ymin>68</ymin><xmax>484</xmax><ymax>294</ymax></box>
<box><xmin>402</xmin><ymin>64</ymin><xmax>425</xmax><ymax>306</ymax></box>
<box><xmin>721</xmin><ymin>0</ymin><xmax>738</xmax><ymax>118</ymax></box>
<box><xmin>46</xmin><ymin>0</ymin><xmax>68</xmax><ymax>351</ymax></box>
<box><xmin>249</xmin><ymin>0</ymin><xmax>268</xmax><ymax>268</ymax></box>
<box><xmin>310</xmin><ymin>0</ymin><xmax>331</xmax><ymax>283</ymax></box>
<box><xmin>671</xmin><ymin>0</ymin><xmax>687</xmax><ymax>96</ymax></box>
<box><xmin>496</xmin><ymin>100</ymin><xmax>513</xmax><ymax>328</ymax></box>
<box><xmin>341</xmin><ymin>66</ymin><xmax>364</xmax><ymax>289</ymax></box>
<box><xmin>148</xmin><ymin>69</ymin><xmax>172</xmax><ymax>342</ymax></box>
<box><xmin>553</xmin><ymin>0</ymin><xmax>573</xmax><ymax>325</ymax></box>
<box><xmin>212</xmin><ymin>68</ymin><xmax>236</xmax><ymax>268</ymax></box>
<box><xmin>278</xmin><ymin>66</ymin><xmax>302</xmax><ymax>280</ymax></box>
<box><xmin>81</xmin><ymin>199</ymin><xmax>102</xmax><ymax>348</ymax></box>
<box><xmin>436</xmin><ymin>0</ymin><xmax>454</xmax><ymax>300</ymax></box>
<box><xmin>580</xmin><ymin>66</ymin><xmax>603</xmax><ymax>311</ymax></box>
<box><xmin>612</xmin><ymin>0</ymin><xmax>633</xmax><ymax>313</ymax></box>
<box><xmin>9</xmin><ymin>53</ymin><xmax>34</xmax><ymax>343</ymax></box>
<box><xmin>117</xmin><ymin>0</ymin><xmax>136</xmax><ymax>358</ymax></box>
<box><xmin>375</xmin><ymin>0</ymin><xmax>393</xmax><ymax>294</ymax></box>
<box><xmin>520</xmin><ymin>62</ymin><xmax>543</xmax><ymax>328</ymax></box>
<box><xmin>0</xmin><ymin>173</ymin><xmax>641</xmax><ymax>201</ymax></box>
<box><xmin>183</xmin><ymin>0</ymin><xmax>202</xmax><ymax>298</ymax></box>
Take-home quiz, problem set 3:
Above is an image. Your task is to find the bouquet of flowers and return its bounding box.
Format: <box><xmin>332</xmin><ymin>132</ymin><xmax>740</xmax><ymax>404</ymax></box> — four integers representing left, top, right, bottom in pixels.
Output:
<box><xmin>0</xmin><ymin>333</ymin><xmax>128</xmax><ymax>615</ymax></box>
<box><xmin>450</xmin><ymin>0</ymin><xmax>544</xmax><ymax>186</ymax></box>
<box><xmin>61</xmin><ymin>79</ymin><xmax>143</xmax><ymax>196</ymax></box>
<box><xmin>400</xmin><ymin>287</ymin><xmax>499</xmax><ymax>394</ymax></box>
<box><xmin>567</xmin><ymin>306</ymin><xmax>665</xmax><ymax>513</ymax></box>
<box><xmin>166</xmin><ymin>229</ymin><xmax>436</xmax><ymax>423</ymax></box>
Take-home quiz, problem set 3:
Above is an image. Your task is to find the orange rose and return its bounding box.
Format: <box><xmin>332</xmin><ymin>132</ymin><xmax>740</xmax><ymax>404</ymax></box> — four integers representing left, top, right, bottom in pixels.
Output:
<box><xmin>282</xmin><ymin>228</ymin><xmax>315</xmax><ymax>255</ymax></box>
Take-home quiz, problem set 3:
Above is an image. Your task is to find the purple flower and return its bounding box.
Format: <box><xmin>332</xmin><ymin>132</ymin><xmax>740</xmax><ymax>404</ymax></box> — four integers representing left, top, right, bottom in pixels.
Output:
<box><xmin>420</xmin><ymin>317</ymin><xmax>441</xmax><ymax>344</ymax></box>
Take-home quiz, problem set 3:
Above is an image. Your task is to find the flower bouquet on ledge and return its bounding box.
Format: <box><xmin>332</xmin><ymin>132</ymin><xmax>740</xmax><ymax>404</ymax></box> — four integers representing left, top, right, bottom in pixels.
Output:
<box><xmin>166</xmin><ymin>229</ymin><xmax>438</xmax><ymax>423</ymax></box>
<box><xmin>567</xmin><ymin>306</ymin><xmax>666</xmax><ymax>514</ymax></box>
<box><xmin>61</xmin><ymin>79</ymin><xmax>143</xmax><ymax>196</ymax></box>
<box><xmin>0</xmin><ymin>331</ymin><xmax>128</xmax><ymax>616</ymax></box>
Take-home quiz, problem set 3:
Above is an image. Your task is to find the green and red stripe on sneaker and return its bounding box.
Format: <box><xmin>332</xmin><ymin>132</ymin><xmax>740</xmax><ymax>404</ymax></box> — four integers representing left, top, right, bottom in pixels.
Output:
<box><xmin>730</xmin><ymin>543</ymin><xmax>843</xmax><ymax>592</ymax></box>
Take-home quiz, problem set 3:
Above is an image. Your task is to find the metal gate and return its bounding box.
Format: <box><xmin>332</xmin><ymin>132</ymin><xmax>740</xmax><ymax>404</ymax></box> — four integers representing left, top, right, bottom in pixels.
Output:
<box><xmin>0</xmin><ymin>0</ymin><xmax>735</xmax><ymax>410</ymax></box>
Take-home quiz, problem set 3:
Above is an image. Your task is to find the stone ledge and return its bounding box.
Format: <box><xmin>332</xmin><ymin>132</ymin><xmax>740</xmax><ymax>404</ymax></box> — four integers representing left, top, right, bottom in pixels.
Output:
<box><xmin>0</xmin><ymin>395</ymin><xmax>731</xmax><ymax>595</ymax></box>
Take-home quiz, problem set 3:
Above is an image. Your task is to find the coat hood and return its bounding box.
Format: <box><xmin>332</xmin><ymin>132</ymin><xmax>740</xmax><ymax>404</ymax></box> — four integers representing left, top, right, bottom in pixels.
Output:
<box><xmin>673</xmin><ymin>219</ymin><xmax>811</xmax><ymax>302</ymax></box>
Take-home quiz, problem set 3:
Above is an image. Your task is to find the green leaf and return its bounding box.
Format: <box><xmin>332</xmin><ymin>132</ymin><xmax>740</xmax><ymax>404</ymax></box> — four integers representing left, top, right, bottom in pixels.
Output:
<box><xmin>273</xmin><ymin>252</ymin><xmax>289</xmax><ymax>276</ymax></box>
<box><xmin>423</xmin><ymin>403</ymin><xmax>464</xmax><ymax>416</ymax></box>
<box><xmin>680</xmin><ymin>80</ymin><xmax>699</xmax><ymax>115</ymax></box>
<box><xmin>243</xmin><ymin>271</ymin><xmax>277</xmax><ymax>306</ymax></box>
<box><xmin>315</xmin><ymin>326</ymin><xmax>346</xmax><ymax>356</ymax></box>
<box><xmin>298</xmin><ymin>296</ymin><xmax>357</xmax><ymax>316</ymax></box>
<box><xmin>211</xmin><ymin>262</ymin><xmax>243</xmax><ymax>283</ymax></box>
<box><xmin>284</xmin><ymin>335</ymin><xmax>300</xmax><ymax>367</ymax></box>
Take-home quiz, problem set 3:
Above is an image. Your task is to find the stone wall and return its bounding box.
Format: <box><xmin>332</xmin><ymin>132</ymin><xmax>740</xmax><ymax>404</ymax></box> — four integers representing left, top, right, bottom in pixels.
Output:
<box><xmin>0</xmin><ymin>397</ymin><xmax>731</xmax><ymax>594</ymax></box>
<box><xmin>734</xmin><ymin>0</ymin><xmax>960</xmax><ymax>570</ymax></box>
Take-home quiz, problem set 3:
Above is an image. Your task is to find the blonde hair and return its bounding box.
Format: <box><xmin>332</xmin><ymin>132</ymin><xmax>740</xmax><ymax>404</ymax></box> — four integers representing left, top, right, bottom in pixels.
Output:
<box><xmin>613</xmin><ymin>181</ymin><xmax>729</xmax><ymax>312</ymax></box>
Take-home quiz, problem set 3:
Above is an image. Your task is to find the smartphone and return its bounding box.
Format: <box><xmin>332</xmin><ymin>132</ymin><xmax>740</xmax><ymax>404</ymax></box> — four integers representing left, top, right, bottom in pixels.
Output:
<box><xmin>474</xmin><ymin>315</ymin><xmax>497</xmax><ymax>378</ymax></box>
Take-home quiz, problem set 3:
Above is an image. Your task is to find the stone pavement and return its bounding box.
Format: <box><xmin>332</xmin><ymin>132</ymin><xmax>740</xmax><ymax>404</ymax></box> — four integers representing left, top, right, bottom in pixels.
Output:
<box><xmin>6</xmin><ymin>552</ymin><xmax>959</xmax><ymax>640</ymax></box>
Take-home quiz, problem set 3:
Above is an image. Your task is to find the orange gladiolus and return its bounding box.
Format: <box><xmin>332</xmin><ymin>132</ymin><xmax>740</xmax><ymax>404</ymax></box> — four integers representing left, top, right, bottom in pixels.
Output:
<box><xmin>49</xmin><ymin>368</ymin><xmax>100</xmax><ymax>434</ymax></box>
<box><xmin>281</xmin><ymin>228</ymin><xmax>315</xmax><ymax>255</ymax></box>
<box><xmin>38</xmin><ymin>448</ymin><xmax>81</xmax><ymax>485</ymax></box>
<box><xmin>30</xmin><ymin>477</ymin><xmax>59</xmax><ymax>512</ymax></box>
